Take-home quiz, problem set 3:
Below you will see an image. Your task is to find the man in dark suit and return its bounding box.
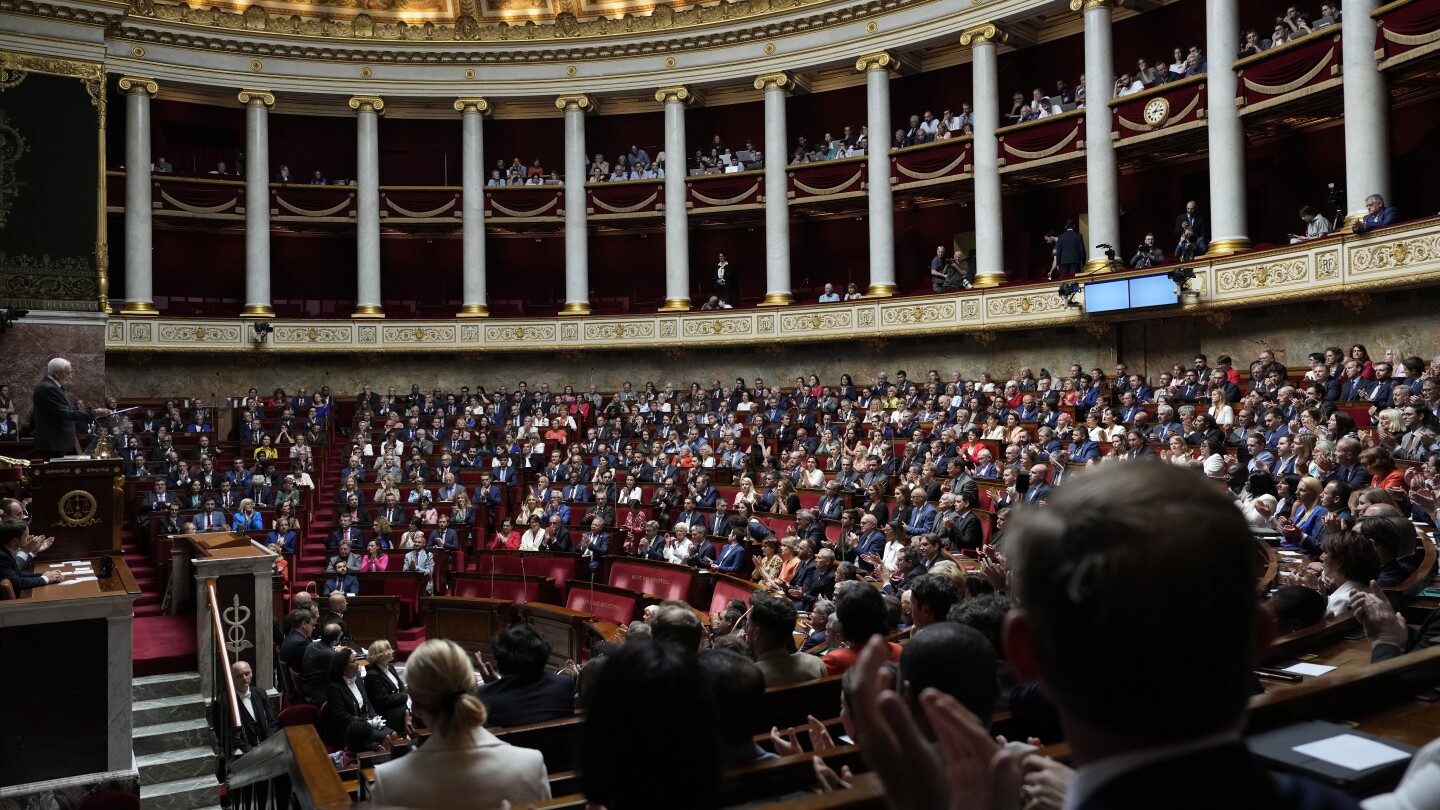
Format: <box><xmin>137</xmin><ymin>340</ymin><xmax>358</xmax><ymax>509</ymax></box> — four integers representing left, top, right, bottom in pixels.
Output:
<box><xmin>576</xmin><ymin>518</ymin><xmax>609</xmax><ymax>574</ymax></box>
<box><xmin>31</xmin><ymin>358</ymin><xmax>109</xmax><ymax>459</ymax></box>
<box><xmin>1053</xmin><ymin>220</ymin><xmax>1086</xmax><ymax>280</ymax></box>
<box><xmin>279</xmin><ymin>609</ymin><xmax>315</xmax><ymax>674</ymax></box>
<box><xmin>300</xmin><ymin>623</ymin><xmax>343</xmax><ymax>706</ymax></box>
<box><xmin>477</xmin><ymin>625</ymin><xmax>576</xmax><ymax>728</ymax></box>
<box><xmin>541</xmin><ymin>516</ymin><xmax>573</xmax><ymax>552</ymax></box>
<box><xmin>706</xmin><ymin>502</ymin><xmax>734</xmax><ymax>539</ymax></box>
<box><xmin>1173</xmin><ymin>199</ymin><xmax>1210</xmax><ymax>254</ymax></box>
<box><xmin>215</xmin><ymin>660</ymin><xmax>276</xmax><ymax>755</ymax></box>
<box><xmin>844</xmin><ymin>461</ymin><xmax>1359</xmax><ymax>810</ymax></box>
<box><xmin>0</xmin><ymin>519</ymin><xmax>63</xmax><ymax>592</ymax></box>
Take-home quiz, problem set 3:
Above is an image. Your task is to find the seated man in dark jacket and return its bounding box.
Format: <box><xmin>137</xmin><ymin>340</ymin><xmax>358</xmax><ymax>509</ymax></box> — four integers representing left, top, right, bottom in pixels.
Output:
<box><xmin>477</xmin><ymin>624</ymin><xmax>576</xmax><ymax>728</ymax></box>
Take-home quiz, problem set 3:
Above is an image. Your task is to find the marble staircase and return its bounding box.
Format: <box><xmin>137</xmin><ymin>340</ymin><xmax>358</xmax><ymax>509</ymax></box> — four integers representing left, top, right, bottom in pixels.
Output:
<box><xmin>132</xmin><ymin>672</ymin><xmax>221</xmax><ymax>810</ymax></box>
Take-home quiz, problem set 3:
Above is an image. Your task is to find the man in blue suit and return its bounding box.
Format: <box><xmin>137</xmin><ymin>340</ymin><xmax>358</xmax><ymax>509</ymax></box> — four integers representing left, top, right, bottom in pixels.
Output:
<box><xmin>1067</xmin><ymin>427</ymin><xmax>1100</xmax><ymax>464</ymax></box>
<box><xmin>901</xmin><ymin>489</ymin><xmax>937</xmax><ymax>537</ymax></box>
<box><xmin>1351</xmin><ymin>194</ymin><xmax>1398</xmax><ymax>234</ymax></box>
<box><xmin>577</xmin><ymin>518</ymin><xmax>609</xmax><ymax>573</ymax></box>
<box><xmin>843</xmin><ymin>461</ymin><xmax>1362</xmax><ymax>810</ymax></box>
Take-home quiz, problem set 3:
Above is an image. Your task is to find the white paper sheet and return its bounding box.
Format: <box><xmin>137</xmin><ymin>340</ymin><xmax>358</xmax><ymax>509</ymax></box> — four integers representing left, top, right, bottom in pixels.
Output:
<box><xmin>1282</xmin><ymin>663</ymin><xmax>1337</xmax><ymax>676</ymax></box>
<box><xmin>57</xmin><ymin>576</ymin><xmax>98</xmax><ymax>585</ymax></box>
<box><xmin>1293</xmin><ymin>734</ymin><xmax>1411</xmax><ymax>771</ymax></box>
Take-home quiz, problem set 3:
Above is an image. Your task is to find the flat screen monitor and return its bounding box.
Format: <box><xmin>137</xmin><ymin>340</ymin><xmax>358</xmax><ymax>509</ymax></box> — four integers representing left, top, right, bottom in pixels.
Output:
<box><xmin>1082</xmin><ymin>273</ymin><xmax>1179</xmax><ymax>313</ymax></box>
<box><xmin>1083</xmin><ymin>279</ymin><xmax>1129</xmax><ymax>313</ymax></box>
<box><xmin>1129</xmin><ymin>273</ymin><xmax>1180</xmax><ymax>308</ymax></box>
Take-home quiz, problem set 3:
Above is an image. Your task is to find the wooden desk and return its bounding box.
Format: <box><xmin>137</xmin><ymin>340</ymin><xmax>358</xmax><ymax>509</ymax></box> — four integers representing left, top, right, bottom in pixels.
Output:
<box><xmin>421</xmin><ymin>596</ymin><xmax>511</xmax><ymax>657</ymax></box>
<box><xmin>344</xmin><ymin>594</ymin><xmax>401</xmax><ymax>647</ymax></box>
<box><xmin>0</xmin><ymin>557</ymin><xmax>140</xmax><ymax>788</ymax></box>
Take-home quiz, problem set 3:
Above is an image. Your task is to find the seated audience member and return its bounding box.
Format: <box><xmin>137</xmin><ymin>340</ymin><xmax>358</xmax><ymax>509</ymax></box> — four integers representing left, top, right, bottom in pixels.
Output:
<box><xmin>652</xmin><ymin>600</ymin><xmax>707</xmax><ymax>653</ymax></box>
<box><xmin>323</xmin><ymin>561</ymin><xmax>359</xmax><ymax>597</ymax></box>
<box><xmin>373</xmin><ymin>639</ymin><xmax>550</xmax><ymax>808</ymax></box>
<box><xmin>843</xmin><ymin>462</ymin><xmax>1361</xmax><ymax>810</ymax></box>
<box><xmin>279</xmin><ymin>608</ymin><xmax>315</xmax><ymax>673</ymax></box>
<box><xmin>823</xmin><ymin>583</ymin><xmax>902</xmax><ymax>676</ymax></box>
<box><xmin>364</xmin><ymin>639</ymin><xmax>410</xmax><ymax>732</ymax></box>
<box><xmin>907</xmin><ymin>573</ymin><xmax>961</xmax><ymax>632</ymax></box>
<box><xmin>898</xmin><ymin>622</ymin><xmax>1000</xmax><ymax>730</ymax></box>
<box><xmin>748</xmin><ymin>591</ymin><xmax>826</xmax><ymax>686</ymax></box>
<box><xmin>322</xmin><ymin>647</ymin><xmax>393</xmax><ymax>749</ymax></box>
<box><xmin>1267</xmin><ymin>585</ymin><xmax>1328</xmax><ymax>634</ymax></box>
<box><xmin>327</xmin><ymin>541</ymin><xmax>363</xmax><ymax>573</ymax></box>
<box><xmin>0</xmin><ymin>518</ymin><xmax>65</xmax><ymax>591</ymax></box>
<box><xmin>581</xmin><ymin>641</ymin><xmax>720</xmax><ymax>810</ymax></box>
<box><xmin>699</xmin><ymin>649</ymin><xmax>780</xmax><ymax>765</ymax></box>
<box><xmin>1317</xmin><ymin>528</ymin><xmax>1382</xmax><ymax>618</ymax></box>
<box><xmin>477</xmin><ymin>625</ymin><xmax>576</xmax><ymax>728</ymax></box>
<box><xmin>800</xmin><ymin>599</ymin><xmax>834</xmax><ymax>652</ymax></box>
<box><xmin>1290</xmin><ymin>205</ymin><xmax>1333</xmax><ymax>243</ymax></box>
<box><xmin>818</xmin><ymin>283</ymin><xmax>841</xmax><ymax>303</ymax></box>
<box><xmin>1351</xmin><ymin>194</ymin><xmax>1398</xmax><ymax>234</ymax></box>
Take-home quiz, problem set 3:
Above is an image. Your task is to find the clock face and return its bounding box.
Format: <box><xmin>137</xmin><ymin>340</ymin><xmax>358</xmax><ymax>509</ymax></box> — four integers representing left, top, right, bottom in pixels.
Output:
<box><xmin>1144</xmin><ymin>98</ymin><xmax>1170</xmax><ymax>126</ymax></box>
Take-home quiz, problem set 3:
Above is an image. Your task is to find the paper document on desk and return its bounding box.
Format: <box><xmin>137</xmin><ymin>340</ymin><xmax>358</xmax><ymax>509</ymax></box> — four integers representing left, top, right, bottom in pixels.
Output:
<box><xmin>1293</xmin><ymin>735</ymin><xmax>1412</xmax><ymax>771</ymax></box>
<box><xmin>57</xmin><ymin>576</ymin><xmax>98</xmax><ymax>585</ymax></box>
<box><xmin>1282</xmin><ymin>662</ymin><xmax>1336</xmax><ymax>676</ymax></box>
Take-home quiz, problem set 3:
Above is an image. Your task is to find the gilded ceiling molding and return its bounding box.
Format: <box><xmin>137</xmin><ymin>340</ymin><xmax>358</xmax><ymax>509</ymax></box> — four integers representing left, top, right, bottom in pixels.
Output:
<box><xmin>453</xmin><ymin>97</ymin><xmax>490</xmax><ymax>115</ymax></box>
<box><xmin>236</xmin><ymin>88</ymin><xmax>275</xmax><ymax>108</ymax></box>
<box><xmin>118</xmin><ymin>75</ymin><xmax>159</xmax><ymax>96</ymax></box>
<box><xmin>110</xmin><ymin>0</ymin><xmax>902</xmax><ymax>47</ymax></box>
<box><xmin>855</xmin><ymin>51</ymin><xmax>902</xmax><ymax>73</ymax></box>
<box><xmin>1068</xmin><ymin>0</ymin><xmax>1125</xmax><ymax>11</ymax></box>
<box><xmin>348</xmin><ymin>94</ymin><xmax>385</xmax><ymax>114</ymax></box>
<box><xmin>959</xmin><ymin>22</ymin><xmax>1009</xmax><ymax>47</ymax></box>
<box><xmin>753</xmin><ymin>72</ymin><xmax>792</xmax><ymax>92</ymax></box>
<box><xmin>655</xmin><ymin>85</ymin><xmax>696</xmax><ymax>106</ymax></box>
<box><xmin>555</xmin><ymin>94</ymin><xmax>594</xmax><ymax>112</ymax></box>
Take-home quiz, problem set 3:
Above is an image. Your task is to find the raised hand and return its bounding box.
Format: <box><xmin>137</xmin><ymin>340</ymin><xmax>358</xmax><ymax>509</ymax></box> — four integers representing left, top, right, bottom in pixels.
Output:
<box><xmin>1348</xmin><ymin>580</ymin><xmax>1409</xmax><ymax>650</ymax></box>
<box><xmin>769</xmin><ymin>725</ymin><xmax>802</xmax><ymax>758</ymax></box>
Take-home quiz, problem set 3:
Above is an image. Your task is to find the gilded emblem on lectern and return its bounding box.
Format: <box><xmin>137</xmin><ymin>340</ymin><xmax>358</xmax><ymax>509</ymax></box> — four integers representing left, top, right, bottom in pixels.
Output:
<box><xmin>58</xmin><ymin>489</ymin><xmax>100</xmax><ymax>527</ymax></box>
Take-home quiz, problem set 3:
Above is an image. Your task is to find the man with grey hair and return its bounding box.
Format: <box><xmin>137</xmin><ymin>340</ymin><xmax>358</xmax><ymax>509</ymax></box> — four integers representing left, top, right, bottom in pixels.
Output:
<box><xmin>32</xmin><ymin>357</ymin><xmax>110</xmax><ymax>459</ymax></box>
<box><xmin>1351</xmin><ymin>193</ymin><xmax>1397</xmax><ymax>234</ymax></box>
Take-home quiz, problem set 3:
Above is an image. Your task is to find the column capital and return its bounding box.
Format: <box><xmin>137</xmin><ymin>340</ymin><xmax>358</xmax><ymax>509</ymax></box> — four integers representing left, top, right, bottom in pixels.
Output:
<box><xmin>1069</xmin><ymin>0</ymin><xmax>1124</xmax><ymax>10</ymax></box>
<box><xmin>753</xmin><ymin>72</ymin><xmax>792</xmax><ymax>93</ymax></box>
<box><xmin>855</xmin><ymin>52</ymin><xmax>901</xmax><ymax>74</ymax></box>
<box><xmin>117</xmin><ymin>75</ymin><xmax>158</xmax><ymax>96</ymax></box>
<box><xmin>237</xmin><ymin>88</ymin><xmax>275</xmax><ymax>109</ymax></box>
<box><xmin>555</xmin><ymin>94</ymin><xmax>594</xmax><ymax>112</ymax></box>
<box><xmin>959</xmin><ymin>23</ymin><xmax>1009</xmax><ymax>48</ymax></box>
<box><xmin>453</xmin><ymin>97</ymin><xmax>491</xmax><ymax>115</ymax></box>
<box><xmin>654</xmin><ymin>85</ymin><xmax>696</xmax><ymax>105</ymax></box>
<box><xmin>348</xmin><ymin>95</ymin><xmax>385</xmax><ymax>114</ymax></box>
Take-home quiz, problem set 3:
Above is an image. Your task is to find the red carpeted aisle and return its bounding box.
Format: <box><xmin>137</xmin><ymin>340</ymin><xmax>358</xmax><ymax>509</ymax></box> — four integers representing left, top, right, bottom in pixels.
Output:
<box><xmin>133</xmin><ymin>614</ymin><xmax>197</xmax><ymax>677</ymax></box>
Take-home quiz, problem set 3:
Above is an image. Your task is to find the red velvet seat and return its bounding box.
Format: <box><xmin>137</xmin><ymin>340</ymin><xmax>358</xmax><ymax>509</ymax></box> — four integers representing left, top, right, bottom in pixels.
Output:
<box><xmin>277</xmin><ymin>703</ymin><xmax>320</xmax><ymax>728</ymax></box>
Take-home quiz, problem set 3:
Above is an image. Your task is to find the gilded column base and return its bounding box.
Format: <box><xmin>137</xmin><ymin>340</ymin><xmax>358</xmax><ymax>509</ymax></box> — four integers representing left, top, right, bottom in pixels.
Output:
<box><xmin>969</xmin><ymin>274</ymin><xmax>1006</xmax><ymax>289</ymax></box>
<box><xmin>1078</xmin><ymin>258</ymin><xmax>1116</xmax><ymax>276</ymax></box>
<box><xmin>865</xmin><ymin>283</ymin><xmax>898</xmax><ymax>298</ymax></box>
<box><xmin>1204</xmin><ymin>238</ymin><xmax>1252</xmax><ymax>257</ymax></box>
<box><xmin>560</xmin><ymin>301</ymin><xmax>592</xmax><ymax>316</ymax></box>
<box><xmin>352</xmin><ymin>305</ymin><xmax>386</xmax><ymax>319</ymax></box>
<box><xmin>121</xmin><ymin>301</ymin><xmax>159</xmax><ymax>316</ymax></box>
<box><xmin>759</xmin><ymin>292</ymin><xmax>795</xmax><ymax>306</ymax></box>
<box><xmin>658</xmin><ymin>298</ymin><xmax>692</xmax><ymax>312</ymax></box>
<box><xmin>457</xmin><ymin>304</ymin><xmax>491</xmax><ymax>318</ymax></box>
<box><xmin>239</xmin><ymin>304</ymin><xmax>276</xmax><ymax>317</ymax></box>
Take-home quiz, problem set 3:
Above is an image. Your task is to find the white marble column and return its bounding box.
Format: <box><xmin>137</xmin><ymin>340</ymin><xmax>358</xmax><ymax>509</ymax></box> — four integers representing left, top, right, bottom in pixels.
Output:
<box><xmin>238</xmin><ymin>89</ymin><xmax>276</xmax><ymax>317</ymax></box>
<box><xmin>857</xmin><ymin>53</ymin><xmax>899</xmax><ymax>297</ymax></box>
<box><xmin>657</xmin><ymin>86</ymin><xmax>694</xmax><ymax>311</ymax></box>
<box><xmin>556</xmin><ymin>95</ymin><xmax>592</xmax><ymax>315</ymax></box>
<box><xmin>1341</xmin><ymin>0</ymin><xmax>1391</xmax><ymax>222</ymax></box>
<box><xmin>455</xmin><ymin>97</ymin><xmax>491</xmax><ymax>317</ymax></box>
<box><xmin>960</xmin><ymin>26</ymin><xmax>1007</xmax><ymax>287</ymax></box>
<box><xmin>118</xmin><ymin>76</ymin><xmax>158</xmax><ymax>315</ymax></box>
<box><xmin>349</xmin><ymin>95</ymin><xmax>385</xmax><ymax>318</ymax></box>
<box><xmin>1073</xmin><ymin>0</ymin><xmax>1122</xmax><ymax>271</ymax></box>
<box><xmin>1203</xmin><ymin>0</ymin><xmax>1251</xmax><ymax>255</ymax></box>
<box><xmin>755</xmin><ymin>73</ymin><xmax>794</xmax><ymax>306</ymax></box>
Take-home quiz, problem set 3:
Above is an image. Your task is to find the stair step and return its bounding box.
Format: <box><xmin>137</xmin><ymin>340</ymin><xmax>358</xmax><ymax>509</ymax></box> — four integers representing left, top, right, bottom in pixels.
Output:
<box><xmin>139</xmin><ymin>775</ymin><xmax>220</xmax><ymax>810</ymax></box>
<box><xmin>133</xmin><ymin>718</ymin><xmax>212</xmax><ymax>756</ymax></box>
<box><xmin>133</xmin><ymin>671</ymin><xmax>201</xmax><ymax>702</ymax></box>
<box><xmin>134</xmin><ymin>693</ymin><xmax>207</xmax><ymax>726</ymax></box>
<box><xmin>135</xmin><ymin>746</ymin><xmax>217</xmax><ymax>786</ymax></box>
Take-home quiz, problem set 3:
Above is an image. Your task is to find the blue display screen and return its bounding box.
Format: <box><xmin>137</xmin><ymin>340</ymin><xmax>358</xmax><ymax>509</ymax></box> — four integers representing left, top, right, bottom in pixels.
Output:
<box><xmin>1083</xmin><ymin>273</ymin><xmax>1179</xmax><ymax>313</ymax></box>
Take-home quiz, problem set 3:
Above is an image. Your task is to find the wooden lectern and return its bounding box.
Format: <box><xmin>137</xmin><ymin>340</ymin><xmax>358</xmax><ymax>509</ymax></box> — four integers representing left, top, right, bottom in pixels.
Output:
<box><xmin>29</xmin><ymin>458</ymin><xmax>124</xmax><ymax>559</ymax></box>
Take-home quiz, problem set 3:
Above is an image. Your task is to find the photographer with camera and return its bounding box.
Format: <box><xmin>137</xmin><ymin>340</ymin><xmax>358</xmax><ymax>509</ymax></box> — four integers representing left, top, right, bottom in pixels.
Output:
<box><xmin>1130</xmin><ymin>233</ymin><xmax>1166</xmax><ymax>268</ymax></box>
<box><xmin>1173</xmin><ymin>200</ymin><xmax>1208</xmax><ymax>258</ymax></box>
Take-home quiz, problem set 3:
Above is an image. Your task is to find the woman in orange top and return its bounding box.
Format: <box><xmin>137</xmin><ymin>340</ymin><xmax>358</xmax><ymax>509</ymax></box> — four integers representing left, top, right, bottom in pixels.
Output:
<box><xmin>776</xmin><ymin>537</ymin><xmax>801</xmax><ymax>590</ymax></box>
<box><xmin>1361</xmin><ymin>445</ymin><xmax>1406</xmax><ymax>491</ymax></box>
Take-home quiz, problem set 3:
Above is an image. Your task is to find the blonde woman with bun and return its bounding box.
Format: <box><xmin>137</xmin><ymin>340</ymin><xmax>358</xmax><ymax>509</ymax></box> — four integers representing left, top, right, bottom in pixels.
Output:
<box><xmin>372</xmin><ymin>639</ymin><xmax>550</xmax><ymax>808</ymax></box>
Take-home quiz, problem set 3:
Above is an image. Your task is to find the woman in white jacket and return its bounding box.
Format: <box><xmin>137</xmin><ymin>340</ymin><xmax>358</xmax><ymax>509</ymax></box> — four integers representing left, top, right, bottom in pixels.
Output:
<box><xmin>373</xmin><ymin>639</ymin><xmax>550</xmax><ymax>808</ymax></box>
